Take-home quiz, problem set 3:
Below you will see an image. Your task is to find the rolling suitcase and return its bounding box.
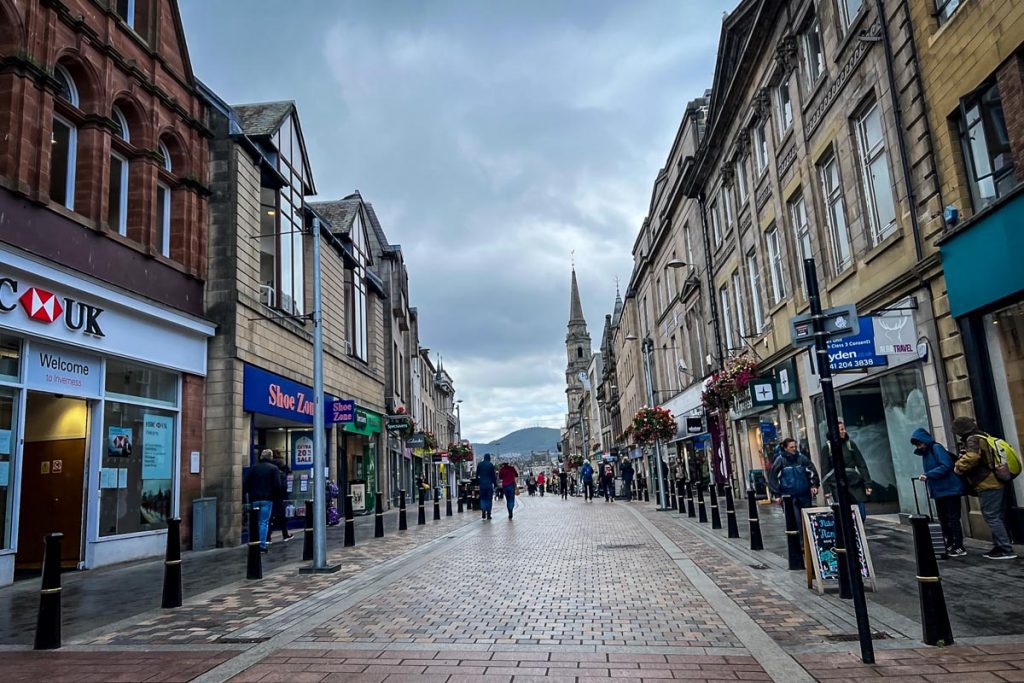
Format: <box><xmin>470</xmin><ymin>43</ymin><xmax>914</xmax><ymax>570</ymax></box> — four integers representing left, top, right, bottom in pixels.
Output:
<box><xmin>911</xmin><ymin>477</ymin><xmax>948</xmax><ymax>560</ymax></box>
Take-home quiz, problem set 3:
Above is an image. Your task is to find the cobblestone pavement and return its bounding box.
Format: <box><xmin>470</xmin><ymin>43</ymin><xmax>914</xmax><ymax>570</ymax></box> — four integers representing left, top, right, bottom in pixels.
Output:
<box><xmin>6</xmin><ymin>494</ymin><xmax>1024</xmax><ymax>682</ymax></box>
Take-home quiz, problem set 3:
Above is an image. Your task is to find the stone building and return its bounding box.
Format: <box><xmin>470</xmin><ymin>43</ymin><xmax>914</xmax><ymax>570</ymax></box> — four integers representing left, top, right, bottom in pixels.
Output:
<box><xmin>616</xmin><ymin>0</ymin><xmax>963</xmax><ymax>519</ymax></box>
<box><xmin>0</xmin><ymin>0</ymin><xmax>213</xmax><ymax>584</ymax></box>
<box><xmin>563</xmin><ymin>268</ymin><xmax>593</xmax><ymax>463</ymax></box>
<box><xmin>202</xmin><ymin>93</ymin><xmax>388</xmax><ymax>543</ymax></box>
<box><xmin>910</xmin><ymin>0</ymin><xmax>1024</xmax><ymax>533</ymax></box>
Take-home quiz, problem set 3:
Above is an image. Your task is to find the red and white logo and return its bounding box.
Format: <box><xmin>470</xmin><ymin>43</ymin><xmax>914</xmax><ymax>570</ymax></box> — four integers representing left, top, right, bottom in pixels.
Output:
<box><xmin>19</xmin><ymin>287</ymin><xmax>64</xmax><ymax>324</ymax></box>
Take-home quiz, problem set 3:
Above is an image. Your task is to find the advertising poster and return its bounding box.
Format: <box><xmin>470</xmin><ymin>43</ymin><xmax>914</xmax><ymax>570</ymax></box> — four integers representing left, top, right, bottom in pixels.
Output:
<box><xmin>292</xmin><ymin>432</ymin><xmax>314</xmax><ymax>470</ymax></box>
<box><xmin>351</xmin><ymin>483</ymin><xmax>366</xmax><ymax>512</ymax></box>
<box><xmin>107</xmin><ymin>426</ymin><xmax>133</xmax><ymax>457</ymax></box>
<box><xmin>100</xmin><ymin>468</ymin><xmax>119</xmax><ymax>489</ymax></box>
<box><xmin>299</xmin><ymin>474</ymin><xmax>309</xmax><ymax>492</ymax></box>
<box><xmin>140</xmin><ymin>479</ymin><xmax>171</xmax><ymax>526</ymax></box>
<box><xmin>142</xmin><ymin>414</ymin><xmax>174</xmax><ymax>479</ymax></box>
<box><xmin>363</xmin><ymin>446</ymin><xmax>376</xmax><ymax>513</ymax></box>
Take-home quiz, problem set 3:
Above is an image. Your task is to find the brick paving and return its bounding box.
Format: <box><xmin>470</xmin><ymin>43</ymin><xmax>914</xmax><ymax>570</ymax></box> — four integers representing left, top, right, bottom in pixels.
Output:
<box><xmin>2</xmin><ymin>650</ymin><xmax>235</xmax><ymax>682</ymax></box>
<box><xmin>798</xmin><ymin>644</ymin><xmax>1024</xmax><ymax>681</ymax></box>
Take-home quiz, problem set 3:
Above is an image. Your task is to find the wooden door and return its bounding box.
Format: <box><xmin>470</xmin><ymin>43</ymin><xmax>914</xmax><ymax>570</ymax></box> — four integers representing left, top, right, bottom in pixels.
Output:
<box><xmin>17</xmin><ymin>438</ymin><xmax>87</xmax><ymax>568</ymax></box>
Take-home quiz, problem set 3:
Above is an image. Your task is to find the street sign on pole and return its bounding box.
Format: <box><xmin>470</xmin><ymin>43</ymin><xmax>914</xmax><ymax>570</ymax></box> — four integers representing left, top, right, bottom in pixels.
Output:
<box><xmin>790</xmin><ymin>304</ymin><xmax>859</xmax><ymax>348</ymax></box>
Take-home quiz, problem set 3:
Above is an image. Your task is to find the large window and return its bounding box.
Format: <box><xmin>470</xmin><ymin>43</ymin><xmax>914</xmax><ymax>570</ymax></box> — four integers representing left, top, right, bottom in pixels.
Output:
<box><xmin>839</xmin><ymin>0</ymin><xmax>864</xmax><ymax>30</ymax></box>
<box><xmin>754</xmin><ymin>120</ymin><xmax>769</xmax><ymax>175</ymax></box>
<box><xmin>802</xmin><ymin>16</ymin><xmax>825</xmax><ymax>88</ymax></box>
<box><xmin>710</xmin><ymin>199</ymin><xmax>722</xmax><ymax>246</ymax></box>
<box><xmin>0</xmin><ymin>346</ymin><xmax>19</xmax><ymax>549</ymax></box>
<box><xmin>819</xmin><ymin>154</ymin><xmax>852</xmax><ymax>272</ymax></box>
<box><xmin>959</xmin><ymin>82</ymin><xmax>1016</xmax><ymax>212</ymax></box>
<box><xmin>156</xmin><ymin>141</ymin><xmax>172</xmax><ymax>257</ymax></box>
<box><xmin>348</xmin><ymin>214</ymin><xmax>369</xmax><ymax>361</ymax></box>
<box><xmin>766</xmin><ymin>226</ymin><xmax>786</xmax><ymax>304</ymax></box>
<box><xmin>856</xmin><ymin>102</ymin><xmax>897</xmax><ymax>244</ymax></box>
<box><xmin>732</xmin><ymin>270</ymin><xmax>747</xmax><ymax>340</ymax></box>
<box><xmin>100</xmin><ymin>359</ymin><xmax>179</xmax><ymax>537</ymax></box>
<box><xmin>108</xmin><ymin>107</ymin><xmax>130</xmax><ymax>236</ymax></box>
<box><xmin>723</xmin><ymin>185</ymin><xmax>736</xmax><ymax>231</ymax></box>
<box><xmin>736</xmin><ymin>157</ymin><xmax>749</xmax><ymax>206</ymax></box>
<box><xmin>720</xmin><ymin>285</ymin><xmax>734</xmax><ymax>352</ymax></box>
<box><xmin>114</xmin><ymin>0</ymin><xmax>153</xmax><ymax>41</ymax></box>
<box><xmin>936</xmin><ymin>0</ymin><xmax>961</xmax><ymax>25</ymax></box>
<box><xmin>777</xmin><ymin>77</ymin><xmax>793</xmax><ymax>134</ymax></box>
<box><xmin>271</xmin><ymin>114</ymin><xmax>307</xmax><ymax>316</ymax></box>
<box><xmin>788</xmin><ymin>194</ymin><xmax>813</xmax><ymax>294</ymax></box>
<box><xmin>747</xmin><ymin>251</ymin><xmax>764</xmax><ymax>332</ymax></box>
<box><xmin>49</xmin><ymin>65</ymin><xmax>78</xmax><ymax>210</ymax></box>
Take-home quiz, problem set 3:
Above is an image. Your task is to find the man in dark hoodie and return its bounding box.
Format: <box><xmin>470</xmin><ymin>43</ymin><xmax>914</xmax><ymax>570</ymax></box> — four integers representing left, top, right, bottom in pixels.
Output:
<box><xmin>476</xmin><ymin>453</ymin><xmax>497</xmax><ymax>520</ymax></box>
<box><xmin>953</xmin><ymin>416</ymin><xmax>1017</xmax><ymax>560</ymax></box>
<box><xmin>244</xmin><ymin>449</ymin><xmax>284</xmax><ymax>552</ymax></box>
<box><xmin>912</xmin><ymin>428</ymin><xmax>965</xmax><ymax>557</ymax></box>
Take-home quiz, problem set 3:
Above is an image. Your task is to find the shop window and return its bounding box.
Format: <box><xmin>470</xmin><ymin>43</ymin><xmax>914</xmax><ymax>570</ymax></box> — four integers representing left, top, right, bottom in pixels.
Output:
<box><xmin>105</xmin><ymin>358</ymin><xmax>177</xmax><ymax>406</ymax></box>
<box><xmin>855</xmin><ymin>101</ymin><xmax>897</xmax><ymax>244</ymax></box>
<box><xmin>0</xmin><ymin>387</ymin><xmax>18</xmax><ymax>550</ymax></box>
<box><xmin>801</xmin><ymin>15</ymin><xmax>825</xmax><ymax>88</ymax></box>
<box><xmin>818</xmin><ymin>153</ymin><xmax>853</xmax><ymax>272</ymax></box>
<box><xmin>49</xmin><ymin>65</ymin><xmax>79</xmax><ymax>210</ymax></box>
<box><xmin>99</xmin><ymin>401</ymin><xmax>176</xmax><ymax>536</ymax></box>
<box><xmin>958</xmin><ymin>81</ymin><xmax>1016</xmax><ymax>212</ymax></box>
<box><xmin>0</xmin><ymin>333</ymin><xmax>19</xmax><ymax>381</ymax></box>
<box><xmin>935</xmin><ymin>0</ymin><xmax>961</xmax><ymax>25</ymax></box>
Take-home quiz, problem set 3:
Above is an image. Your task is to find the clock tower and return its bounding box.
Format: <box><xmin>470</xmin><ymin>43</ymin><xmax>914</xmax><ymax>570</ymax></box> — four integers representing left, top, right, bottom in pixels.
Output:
<box><xmin>565</xmin><ymin>267</ymin><xmax>592</xmax><ymax>440</ymax></box>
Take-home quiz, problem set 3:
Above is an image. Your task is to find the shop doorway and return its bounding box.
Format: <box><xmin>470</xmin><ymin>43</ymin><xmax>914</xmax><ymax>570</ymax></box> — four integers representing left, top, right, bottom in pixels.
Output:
<box><xmin>17</xmin><ymin>393</ymin><xmax>90</xmax><ymax>570</ymax></box>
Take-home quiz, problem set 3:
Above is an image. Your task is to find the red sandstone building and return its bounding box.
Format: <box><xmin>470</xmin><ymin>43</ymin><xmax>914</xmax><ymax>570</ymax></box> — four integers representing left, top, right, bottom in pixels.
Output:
<box><xmin>0</xmin><ymin>0</ymin><xmax>213</xmax><ymax>586</ymax></box>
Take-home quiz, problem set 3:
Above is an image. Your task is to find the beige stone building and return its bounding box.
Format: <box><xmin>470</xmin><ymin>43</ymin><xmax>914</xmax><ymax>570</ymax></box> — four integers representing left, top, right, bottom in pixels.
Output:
<box><xmin>202</xmin><ymin>93</ymin><xmax>388</xmax><ymax>544</ymax></box>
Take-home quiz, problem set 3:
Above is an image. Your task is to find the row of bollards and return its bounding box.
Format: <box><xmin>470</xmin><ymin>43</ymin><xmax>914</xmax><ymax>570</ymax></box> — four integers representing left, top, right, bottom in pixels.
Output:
<box><xmin>35</xmin><ymin>481</ymin><xmax>467</xmax><ymax>650</ymax></box>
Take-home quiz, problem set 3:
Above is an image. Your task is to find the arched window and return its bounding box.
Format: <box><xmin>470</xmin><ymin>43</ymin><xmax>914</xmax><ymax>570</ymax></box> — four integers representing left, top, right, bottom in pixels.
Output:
<box><xmin>108</xmin><ymin>105</ymin><xmax>130</xmax><ymax>235</ymax></box>
<box><xmin>577</xmin><ymin>346</ymin><xmax>583</xmax><ymax>359</ymax></box>
<box><xmin>156</xmin><ymin>139</ymin><xmax>172</xmax><ymax>256</ymax></box>
<box><xmin>49</xmin><ymin>65</ymin><xmax>78</xmax><ymax>209</ymax></box>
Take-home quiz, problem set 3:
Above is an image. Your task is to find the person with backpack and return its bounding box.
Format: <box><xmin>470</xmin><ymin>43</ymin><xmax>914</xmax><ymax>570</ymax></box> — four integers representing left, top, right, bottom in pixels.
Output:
<box><xmin>912</xmin><ymin>428</ymin><xmax>966</xmax><ymax>557</ymax></box>
<box><xmin>580</xmin><ymin>460</ymin><xmax>594</xmax><ymax>501</ymax></box>
<box><xmin>820</xmin><ymin>420</ymin><xmax>873</xmax><ymax>519</ymax></box>
<box><xmin>620</xmin><ymin>457</ymin><xmax>635</xmax><ymax>501</ymax></box>
<box><xmin>768</xmin><ymin>437</ymin><xmax>820</xmax><ymax>518</ymax></box>
<box><xmin>953</xmin><ymin>416</ymin><xmax>1017</xmax><ymax>560</ymax></box>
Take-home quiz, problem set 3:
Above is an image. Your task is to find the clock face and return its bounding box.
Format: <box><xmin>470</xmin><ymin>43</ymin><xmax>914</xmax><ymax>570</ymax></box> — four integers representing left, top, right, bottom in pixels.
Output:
<box><xmin>577</xmin><ymin>371</ymin><xmax>588</xmax><ymax>382</ymax></box>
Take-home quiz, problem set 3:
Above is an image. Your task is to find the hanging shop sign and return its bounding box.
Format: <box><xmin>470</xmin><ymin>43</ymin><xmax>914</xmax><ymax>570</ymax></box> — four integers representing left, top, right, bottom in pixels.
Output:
<box><xmin>747</xmin><ymin>357</ymin><xmax>801</xmax><ymax>407</ymax></box>
<box><xmin>330</xmin><ymin>399</ymin><xmax>355</xmax><ymax>424</ymax></box>
<box><xmin>872</xmin><ymin>314</ymin><xmax>916</xmax><ymax>355</ymax></box>
<box><xmin>826</xmin><ymin>316</ymin><xmax>888</xmax><ymax>371</ymax></box>
<box><xmin>342</xmin><ymin>408</ymin><xmax>382</xmax><ymax>436</ymax></box>
<box><xmin>25</xmin><ymin>341</ymin><xmax>102</xmax><ymax>396</ymax></box>
<box><xmin>685</xmin><ymin>417</ymin><xmax>705</xmax><ymax>435</ymax></box>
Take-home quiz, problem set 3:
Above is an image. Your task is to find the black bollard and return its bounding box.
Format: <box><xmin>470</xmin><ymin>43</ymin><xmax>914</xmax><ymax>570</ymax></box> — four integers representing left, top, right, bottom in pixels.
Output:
<box><xmin>678</xmin><ymin>479</ymin><xmax>686</xmax><ymax>515</ymax></box>
<box><xmin>418</xmin><ymin>488</ymin><xmax>426</xmax><ymax>525</ymax></box>
<box><xmin>710</xmin><ymin>483</ymin><xmax>722</xmax><ymax>529</ymax></box>
<box><xmin>33</xmin><ymin>532</ymin><xmax>63</xmax><ymax>650</ymax></box>
<box><xmin>446</xmin><ymin>486</ymin><xmax>453</xmax><ymax>517</ymax></box>
<box><xmin>399</xmin><ymin>490</ymin><xmax>408</xmax><ymax>531</ymax></box>
<box><xmin>911</xmin><ymin>514</ymin><xmax>954</xmax><ymax>646</ymax></box>
<box><xmin>643</xmin><ymin>484</ymin><xmax>649</xmax><ymax>502</ymax></box>
<box><xmin>697</xmin><ymin>484</ymin><xmax>708</xmax><ymax>523</ymax></box>
<box><xmin>831</xmin><ymin>503</ymin><xmax>853</xmax><ymax>600</ymax></box>
<box><xmin>669</xmin><ymin>479</ymin><xmax>677</xmax><ymax>510</ymax></box>
<box><xmin>782</xmin><ymin>495</ymin><xmax>804</xmax><ymax>570</ymax></box>
<box><xmin>302</xmin><ymin>500</ymin><xmax>314</xmax><ymax>561</ymax></box>
<box><xmin>747</xmin><ymin>489</ymin><xmax>764</xmax><ymax>551</ymax></box>
<box><xmin>457</xmin><ymin>484</ymin><xmax>464</xmax><ymax>513</ymax></box>
<box><xmin>374</xmin><ymin>491</ymin><xmax>385</xmax><ymax>538</ymax></box>
<box><xmin>433</xmin><ymin>489</ymin><xmax>441</xmax><ymax>521</ymax></box>
<box><xmin>344</xmin><ymin>494</ymin><xmax>355</xmax><ymax>547</ymax></box>
<box><xmin>246</xmin><ymin>505</ymin><xmax>263</xmax><ymax>580</ymax></box>
<box><xmin>161</xmin><ymin>518</ymin><xmax>182</xmax><ymax>609</ymax></box>
<box><xmin>687</xmin><ymin>481</ymin><xmax>696</xmax><ymax>518</ymax></box>
<box><xmin>724</xmin><ymin>485</ymin><xmax>740</xmax><ymax>539</ymax></box>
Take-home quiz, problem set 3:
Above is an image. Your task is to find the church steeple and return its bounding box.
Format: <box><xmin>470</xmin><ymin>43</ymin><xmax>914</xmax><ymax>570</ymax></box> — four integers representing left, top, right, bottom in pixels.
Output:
<box><xmin>569</xmin><ymin>268</ymin><xmax>586</xmax><ymax>325</ymax></box>
<box><xmin>565</xmin><ymin>266</ymin><xmax>593</xmax><ymax>436</ymax></box>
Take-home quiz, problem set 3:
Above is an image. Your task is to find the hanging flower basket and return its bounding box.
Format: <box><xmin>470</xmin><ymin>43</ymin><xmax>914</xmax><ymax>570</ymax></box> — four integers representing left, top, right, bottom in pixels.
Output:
<box><xmin>567</xmin><ymin>453</ymin><xmax>584</xmax><ymax>469</ymax></box>
<box><xmin>701</xmin><ymin>355</ymin><xmax>758</xmax><ymax>412</ymax></box>
<box><xmin>423</xmin><ymin>431</ymin><xmax>438</xmax><ymax>451</ymax></box>
<box><xmin>447</xmin><ymin>442</ymin><xmax>474</xmax><ymax>463</ymax></box>
<box><xmin>627</xmin><ymin>405</ymin><xmax>676</xmax><ymax>446</ymax></box>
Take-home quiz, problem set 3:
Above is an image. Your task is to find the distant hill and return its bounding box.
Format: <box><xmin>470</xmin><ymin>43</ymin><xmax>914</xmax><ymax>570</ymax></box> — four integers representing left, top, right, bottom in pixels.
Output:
<box><xmin>471</xmin><ymin>427</ymin><xmax>560</xmax><ymax>458</ymax></box>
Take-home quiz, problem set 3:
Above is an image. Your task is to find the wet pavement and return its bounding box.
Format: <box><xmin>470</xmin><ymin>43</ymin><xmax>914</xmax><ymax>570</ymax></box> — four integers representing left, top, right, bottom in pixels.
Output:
<box><xmin>3</xmin><ymin>493</ymin><xmax>1024</xmax><ymax>682</ymax></box>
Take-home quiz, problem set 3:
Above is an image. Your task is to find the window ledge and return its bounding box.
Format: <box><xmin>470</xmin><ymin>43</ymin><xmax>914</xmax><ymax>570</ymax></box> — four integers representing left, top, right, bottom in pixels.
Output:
<box><xmin>862</xmin><ymin>229</ymin><xmax>903</xmax><ymax>266</ymax></box>
<box><xmin>929</xmin><ymin>0</ymin><xmax>973</xmax><ymax>47</ymax></box>
<box><xmin>835</xmin><ymin>6</ymin><xmax>872</xmax><ymax>58</ymax></box>
<box><xmin>768</xmin><ymin>299</ymin><xmax>789</xmax><ymax>317</ymax></box>
<box><xmin>826</xmin><ymin>264</ymin><xmax>858</xmax><ymax>293</ymax></box>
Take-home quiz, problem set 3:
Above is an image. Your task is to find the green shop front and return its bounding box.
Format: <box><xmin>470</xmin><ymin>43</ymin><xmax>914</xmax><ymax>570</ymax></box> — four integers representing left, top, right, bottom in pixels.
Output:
<box><xmin>341</xmin><ymin>408</ymin><xmax>382</xmax><ymax>514</ymax></box>
<box><xmin>940</xmin><ymin>186</ymin><xmax>1024</xmax><ymax>511</ymax></box>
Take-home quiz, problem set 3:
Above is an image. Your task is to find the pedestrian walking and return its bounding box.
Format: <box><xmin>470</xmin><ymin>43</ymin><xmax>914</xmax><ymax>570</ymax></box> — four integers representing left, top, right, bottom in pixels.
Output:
<box><xmin>558</xmin><ymin>467</ymin><xmax>569</xmax><ymax>500</ymax></box>
<box><xmin>527</xmin><ymin>473</ymin><xmax>537</xmax><ymax>496</ymax></box>
<box><xmin>270</xmin><ymin>454</ymin><xmax>293</xmax><ymax>541</ymax></box>
<box><xmin>601</xmin><ymin>463</ymin><xmax>615</xmax><ymax>502</ymax></box>
<box><xmin>244</xmin><ymin>449</ymin><xmax>284</xmax><ymax>553</ymax></box>
<box><xmin>581</xmin><ymin>460</ymin><xmax>595</xmax><ymax>501</ymax></box>
<box><xmin>620</xmin><ymin>456</ymin><xmax>635</xmax><ymax>501</ymax></box>
<box><xmin>537</xmin><ymin>471</ymin><xmax>546</xmax><ymax>497</ymax></box>
<box><xmin>476</xmin><ymin>453</ymin><xmax>497</xmax><ymax>520</ymax></box>
<box><xmin>499</xmin><ymin>461</ymin><xmax>519</xmax><ymax>519</ymax></box>
<box><xmin>953</xmin><ymin>417</ymin><xmax>1018</xmax><ymax>560</ymax></box>
<box><xmin>912</xmin><ymin>428</ymin><xmax>966</xmax><ymax>557</ymax></box>
<box><xmin>768</xmin><ymin>438</ymin><xmax>820</xmax><ymax>518</ymax></box>
<box><xmin>820</xmin><ymin>420</ymin><xmax>873</xmax><ymax>518</ymax></box>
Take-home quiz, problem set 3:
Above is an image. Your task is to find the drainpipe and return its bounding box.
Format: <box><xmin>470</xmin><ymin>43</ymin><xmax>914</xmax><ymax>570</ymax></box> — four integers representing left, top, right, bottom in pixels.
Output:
<box><xmin>875</xmin><ymin>0</ymin><xmax>923</xmax><ymax>263</ymax></box>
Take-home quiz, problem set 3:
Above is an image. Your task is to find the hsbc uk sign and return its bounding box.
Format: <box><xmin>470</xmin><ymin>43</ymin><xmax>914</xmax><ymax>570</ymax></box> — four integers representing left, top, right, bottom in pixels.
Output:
<box><xmin>0</xmin><ymin>277</ymin><xmax>105</xmax><ymax>338</ymax></box>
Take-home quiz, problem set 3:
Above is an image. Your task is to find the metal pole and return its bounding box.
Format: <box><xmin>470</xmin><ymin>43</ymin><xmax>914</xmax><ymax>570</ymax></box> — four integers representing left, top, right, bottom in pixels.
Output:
<box><xmin>804</xmin><ymin>258</ymin><xmax>874</xmax><ymax>663</ymax></box>
<box><xmin>311</xmin><ymin>217</ymin><xmax>327</xmax><ymax>569</ymax></box>
<box><xmin>642</xmin><ymin>340</ymin><xmax>668</xmax><ymax>509</ymax></box>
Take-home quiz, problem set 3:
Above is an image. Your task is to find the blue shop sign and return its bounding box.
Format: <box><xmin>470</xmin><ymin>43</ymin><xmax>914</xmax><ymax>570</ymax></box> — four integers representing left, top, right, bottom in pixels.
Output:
<box><xmin>242</xmin><ymin>364</ymin><xmax>351</xmax><ymax>424</ymax></box>
<box><xmin>826</xmin><ymin>317</ymin><xmax>888</xmax><ymax>372</ymax></box>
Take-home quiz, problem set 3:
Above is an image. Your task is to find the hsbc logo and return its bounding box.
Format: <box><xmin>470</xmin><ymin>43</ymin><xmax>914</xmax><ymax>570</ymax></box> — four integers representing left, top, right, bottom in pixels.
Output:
<box><xmin>0</xmin><ymin>278</ymin><xmax>105</xmax><ymax>338</ymax></box>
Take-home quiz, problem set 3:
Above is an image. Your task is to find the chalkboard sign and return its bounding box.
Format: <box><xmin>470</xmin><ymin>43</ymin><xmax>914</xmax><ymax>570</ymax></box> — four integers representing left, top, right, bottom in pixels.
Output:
<box><xmin>802</xmin><ymin>507</ymin><xmax>877</xmax><ymax>594</ymax></box>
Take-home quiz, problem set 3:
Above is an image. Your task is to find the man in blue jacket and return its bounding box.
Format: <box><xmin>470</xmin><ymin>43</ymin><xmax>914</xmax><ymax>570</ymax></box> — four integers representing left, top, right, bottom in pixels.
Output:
<box><xmin>913</xmin><ymin>428</ymin><xmax>966</xmax><ymax>557</ymax></box>
<box><xmin>476</xmin><ymin>453</ymin><xmax>497</xmax><ymax>521</ymax></box>
<box><xmin>581</xmin><ymin>460</ymin><xmax>595</xmax><ymax>501</ymax></box>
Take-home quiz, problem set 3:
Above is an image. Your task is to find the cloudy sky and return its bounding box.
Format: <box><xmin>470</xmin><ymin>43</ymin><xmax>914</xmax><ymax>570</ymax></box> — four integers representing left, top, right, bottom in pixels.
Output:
<box><xmin>179</xmin><ymin>0</ymin><xmax>733</xmax><ymax>443</ymax></box>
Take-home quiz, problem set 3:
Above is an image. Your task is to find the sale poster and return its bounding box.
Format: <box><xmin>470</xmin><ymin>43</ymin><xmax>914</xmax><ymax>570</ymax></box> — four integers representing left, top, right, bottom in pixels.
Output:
<box><xmin>142</xmin><ymin>414</ymin><xmax>174</xmax><ymax>479</ymax></box>
<box><xmin>291</xmin><ymin>432</ymin><xmax>314</xmax><ymax>470</ymax></box>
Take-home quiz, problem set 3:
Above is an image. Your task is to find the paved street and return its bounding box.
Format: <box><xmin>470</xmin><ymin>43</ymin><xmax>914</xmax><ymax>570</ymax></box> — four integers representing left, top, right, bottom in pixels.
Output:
<box><xmin>4</xmin><ymin>494</ymin><xmax>1024</xmax><ymax>682</ymax></box>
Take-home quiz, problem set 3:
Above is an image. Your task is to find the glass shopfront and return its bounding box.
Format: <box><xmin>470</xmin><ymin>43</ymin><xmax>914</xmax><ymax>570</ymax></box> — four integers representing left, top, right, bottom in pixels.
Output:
<box><xmin>985</xmin><ymin>302</ymin><xmax>1024</xmax><ymax>500</ymax></box>
<box><xmin>0</xmin><ymin>333</ymin><xmax>20</xmax><ymax>551</ymax></box>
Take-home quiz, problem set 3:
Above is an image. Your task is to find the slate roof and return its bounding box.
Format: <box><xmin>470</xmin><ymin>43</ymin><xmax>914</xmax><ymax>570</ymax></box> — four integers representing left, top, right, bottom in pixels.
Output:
<box><xmin>232</xmin><ymin>101</ymin><xmax>294</xmax><ymax>136</ymax></box>
<box><xmin>309</xmin><ymin>197</ymin><xmax>361</xmax><ymax>236</ymax></box>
